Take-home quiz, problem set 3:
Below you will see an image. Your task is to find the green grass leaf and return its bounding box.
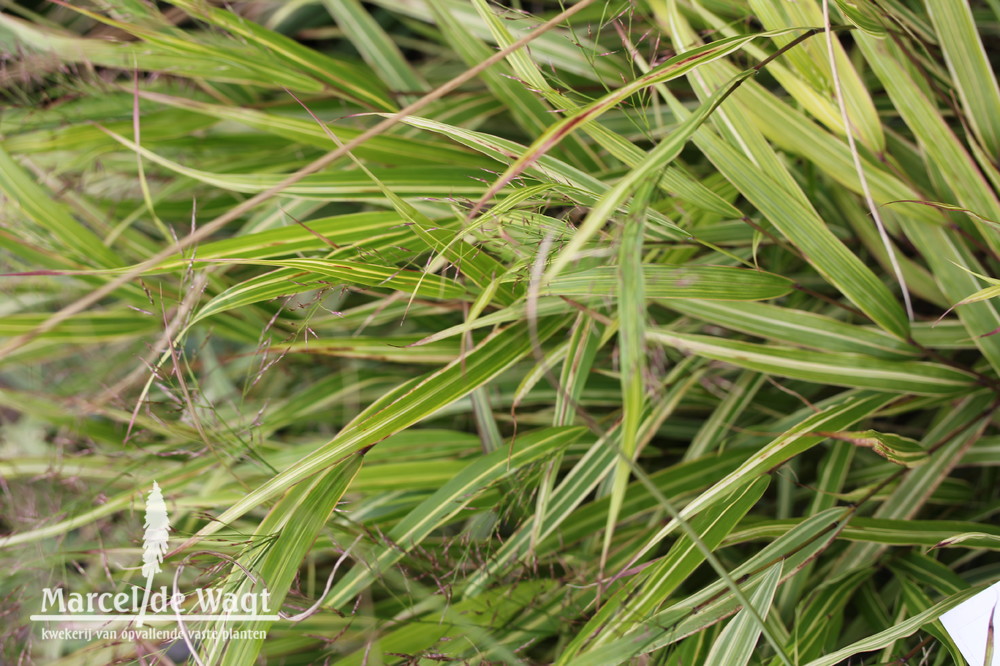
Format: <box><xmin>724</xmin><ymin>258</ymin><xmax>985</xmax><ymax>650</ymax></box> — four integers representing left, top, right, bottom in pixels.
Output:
<box><xmin>650</xmin><ymin>331</ymin><xmax>976</xmax><ymax>395</ymax></box>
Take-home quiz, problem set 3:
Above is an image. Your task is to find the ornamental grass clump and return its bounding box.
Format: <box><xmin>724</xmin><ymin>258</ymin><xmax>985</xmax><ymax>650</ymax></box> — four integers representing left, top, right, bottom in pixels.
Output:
<box><xmin>0</xmin><ymin>1</ymin><xmax>998</xmax><ymax>664</ymax></box>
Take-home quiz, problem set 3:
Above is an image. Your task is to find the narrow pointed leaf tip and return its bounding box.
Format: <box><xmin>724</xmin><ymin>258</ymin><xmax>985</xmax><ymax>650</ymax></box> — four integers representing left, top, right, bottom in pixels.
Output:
<box><xmin>820</xmin><ymin>430</ymin><xmax>929</xmax><ymax>467</ymax></box>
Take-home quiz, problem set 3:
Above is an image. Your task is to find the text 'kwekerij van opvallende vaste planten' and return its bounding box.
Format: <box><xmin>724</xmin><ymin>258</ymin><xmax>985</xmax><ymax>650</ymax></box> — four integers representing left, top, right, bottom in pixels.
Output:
<box><xmin>1</xmin><ymin>0</ymin><xmax>999</xmax><ymax>664</ymax></box>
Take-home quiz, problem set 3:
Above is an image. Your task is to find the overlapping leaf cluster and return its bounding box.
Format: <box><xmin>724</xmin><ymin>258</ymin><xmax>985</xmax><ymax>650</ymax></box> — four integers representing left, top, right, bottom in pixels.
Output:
<box><xmin>1</xmin><ymin>1</ymin><xmax>998</xmax><ymax>664</ymax></box>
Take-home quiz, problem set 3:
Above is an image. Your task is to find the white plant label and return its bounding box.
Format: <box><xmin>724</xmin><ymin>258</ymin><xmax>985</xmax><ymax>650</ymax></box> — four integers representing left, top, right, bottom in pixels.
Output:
<box><xmin>940</xmin><ymin>581</ymin><xmax>1000</xmax><ymax>666</ymax></box>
